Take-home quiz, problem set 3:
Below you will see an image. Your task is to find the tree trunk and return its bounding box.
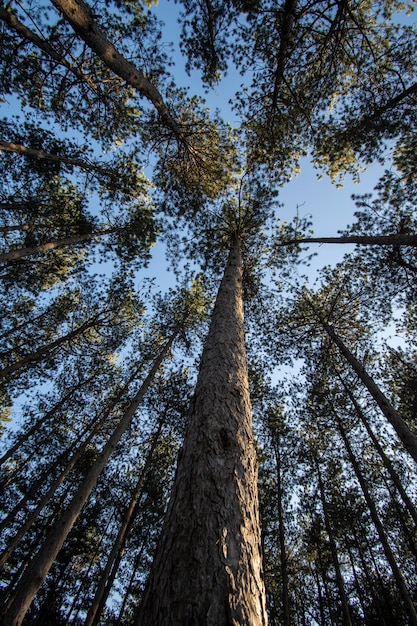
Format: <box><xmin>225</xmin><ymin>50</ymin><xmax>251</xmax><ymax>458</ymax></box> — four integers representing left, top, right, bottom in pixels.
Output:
<box><xmin>318</xmin><ymin>315</ymin><xmax>417</xmax><ymax>464</ymax></box>
<box><xmin>0</xmin><ymin>327</ymin><xmax>179</xmax><ymax>626</ymax></box>
<box><xmin>272</xmin><ymin>438</ymin><xmax>290</xmax><ymax>626</ymax></box>
<box><xmin>279</xmin><ymin>233</ymin><xmax>417</xmax><ymax>247</ymax></box>
<box><xmin>315</xmin><ymin>460</ymin><xmax>352</xmax><ymax>626</ymax></box>
<box><xmin>137</xmin><ymin>239</ymin><xmax>267</xmax><ymax>625</ymax></box>
<box><xmin>85</xmin><ymin>411</ymin><xmax>166</xmax><ymax>626</ymax></box>
<box><xmin>0</xmin><ymin>314</ymin><xmax>103</xmax><ymax>382</ymax></box>
<box><xmin>335</xmin><ymin>415</ymin><xmax>417</xmax><ymax>626</ymax></box>
<box><xmin>341</xmin><ymin>381</ymin><xmax>417</xmax><ymax>527</ymax></box>
<box><xmin>0</xmin><ymin>228</ymin><xmax>116</xmax><ymax>263</ymax></box>
<box><xmin>0</xmin><ymin>140</ymin><xmax>114</xmax><ymax>178</ymax></box>
<box><xmin>49</xmin><ymin>0</ymin><xmax>182</xmax><ymax>139</ymax></box>
<box><xmin>0</xmin><ymin>367</ymin><xmax>141</xmax><ymax>568</ymax></box>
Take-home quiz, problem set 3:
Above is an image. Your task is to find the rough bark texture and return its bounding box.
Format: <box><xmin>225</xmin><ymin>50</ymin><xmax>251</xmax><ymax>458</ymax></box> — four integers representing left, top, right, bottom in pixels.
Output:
<box><xmin>50</xmin><ymin>0</ymin><xmax>181</xmax><ymax>138</ymax></box>
<box><xmin>137</xmin><ymin>240</ymin><xmax>267</xmax><ymax>626</ymax></box>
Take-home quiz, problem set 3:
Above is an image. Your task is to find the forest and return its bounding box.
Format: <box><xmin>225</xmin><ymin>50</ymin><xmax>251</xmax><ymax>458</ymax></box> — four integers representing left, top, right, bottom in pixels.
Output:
<box><xmin>0</xmin><ymin>0</ymin><xmax>417</xmax><ymax>624</ymax></box>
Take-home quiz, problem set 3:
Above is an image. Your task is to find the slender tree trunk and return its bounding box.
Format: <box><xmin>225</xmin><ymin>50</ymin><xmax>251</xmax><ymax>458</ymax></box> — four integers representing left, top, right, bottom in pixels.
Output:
<box><xmin>270</xmin><ymin>0</ymin><xmax>298</xmax><ymax>117</ymax></box>
<box><xmin>341</xmin><ymin>382</ymin><xmax>417</xmax><ymax>527</ymax></box>
<box><xmin>137</xmin><ymin>239</ymin><xmax>267</xmax><ymax>625</ymax></box>
<box><xmin>0</xmin><ymin>314</ymin><xmax>103</xmax><ymax>381</ymax></box>
<box><xmin>0</xmin><ymin>140</ymin><xmax>116</xmax><ymax>178</ymax></box>
<box><xmin>0</xmin><ymin>228</ymin><xmax>116</xmax><ymax>263</ymax></box>
<box><xmin>0</xmin><ymin>6</ymin><xmax>99</xmax><ymax>93</ymax></box>
<box><xmin>350</xmin><ymin>524</ymin><xmax>389</xmax><ymax>626</ymax></box>
<box><xmin>272</xmin><ymin>438</ymin><xmax>290</xmax><ymax>626</ymax></box>
<box><xmin>49</xmin><ymin>0</ymin><xmax>182</xmax><ymax>139</ymax></box>
<box><xmin>116</xmin><ymin>538</ymin><xmax>148</xmax><ymax>625</ymax></box>
<box><xmin>316</xmin><ymin>551</ymin><xmax>336</xmax><ymax>626</ymax></box>
<box><xmin>0</xmin><ymin>368</ymin><xmax>140</xmax><ymax>568</ymax></box>
<box><xmin>66</xmin><ymin>513</ymin><xmax>116</xmax><ymax>622</ymax></box>
<box><xmin>0</xmin><ymin>327</ymin><xmax>179</xmax><ymax>626</ymax></box>
<box><xmin>85</xmin><ymin>411</ymin><xmax>167</xmax><ymax>626</ymax></box>
<box><xmin>279</xmin><ymin>233</ymin><xmax>417</xmax><ymax>247</ymax></box>
<box><xmin>315</xmin><ymin>460</ymin><xmax>352</xmax><ymax>626</ymax></box>
<box><xmin>313</xmin><ymin>566</ymin><xmax>326</xmax><ymax>626</ymax></box>
<box><xmin>346</xmin><ymin>544</ymin><xmax>369</xmax><ymax>624</ymax></box>
<box><xmin>317</xmin><ymin>313</ymin><xmax>417</xmax><ymax>464</ymax></box>
<box><xmin>335</xmin><ymin>415</ymin><xmax>417</xmax><ymax>626</ymax></box>
<box><xmin>0</xmin><ymin>375</ymin><xmax>93</xmax><ymax>470</ymax></box>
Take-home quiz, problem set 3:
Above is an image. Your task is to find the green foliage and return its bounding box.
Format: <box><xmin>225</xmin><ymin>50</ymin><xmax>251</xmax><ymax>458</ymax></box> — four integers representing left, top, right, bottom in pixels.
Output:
<box><xmin>1</xmin><ymin>0</ymin><xmax>417</xmax><ymax>623</ymax></box>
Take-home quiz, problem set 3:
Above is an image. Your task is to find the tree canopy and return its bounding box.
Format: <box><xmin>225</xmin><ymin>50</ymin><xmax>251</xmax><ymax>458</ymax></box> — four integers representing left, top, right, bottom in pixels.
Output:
<box><xmin>1</xmin><ymin>0</ymin><xmax>417</xmax><ymax>623</ymax></box>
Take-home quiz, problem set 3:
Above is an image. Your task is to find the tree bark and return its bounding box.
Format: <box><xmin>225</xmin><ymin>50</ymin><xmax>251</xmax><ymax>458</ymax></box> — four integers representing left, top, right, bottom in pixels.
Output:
<box><xmin>0</xmin><ymin>140</ymin><xmax>117</xmax><ymax>178</ymax></box>
<box><xmin>278</xmin><ymin>233</ymin><xmax>417</xmax><ymax>248</ymax></box>
<box><xmin>49</xmin><ymin>0</ymin><xmax>182</xmax><ymax>139</ymax></box>
<box><xmin>85</xmin><ymin>411</ymin><xmax>166</xmax><ymax>626</ymax></box>
<box><xmin>315</xmin><ymin>460</ymin><xmax>353</xmax><ymax>626</ymax></box>
<box><xmin>317</xmin><ymin>315</ymin><xmax>417</xmax><ymax>465</ymax></box>
<box><xmin>0</xmin><ymin>327</ymin><xmax>179</xmax><ymax>626</ymax></box>
<box><xmin>0</xmin><ymin>228</ymin><xmax>116</xmax><ymax>263</ymax></box>
<box><xmin>335</xmin><ymin>415</ymin><xmax>417</xmax><ymax>626</ymax></box>
<box><xmin>137</xmin><ymin>239</ymin><xmax>267</xmax><ymax>626</ymax></box>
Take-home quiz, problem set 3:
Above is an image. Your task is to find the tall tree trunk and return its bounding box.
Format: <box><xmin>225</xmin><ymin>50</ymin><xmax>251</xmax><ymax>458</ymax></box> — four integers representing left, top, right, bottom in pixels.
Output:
<box><xmin>0</xmin><ymin>313</ymin><xmax>104</xmax><ymax>382</ymax></box>
<box><xmin>316</xmin><ymin>312</ymin><xmax>417</xmax><ymax>464</ymax></box>
<box><xmin>0</xmin><ymin>227</ymin><xmax>116</xmax><ymax>263</ymax></box>
<box><xmin>85</xmin><ymin>411</ymin><xmax>167</xmax><ymax>626</ymax></box>
<box><xmin>49</xmin><ymin>0</ymin><xmax>182</xmax><ymax>139</ymax></box>
<box><xmin>0</xmin><ymin>326</ymin><xmax>179</xmax><ymax>626</ymax></box>
<box><xmin>346</xmin><ymin>544</ymin><xmax>369</xmax><ymax>625</ymax></box>
<box><xmin>272</xmin><ymin>437</ymin><xmax>290</xmax><ymax>626</ymax></box>
<box><xmin>137</xmin><ymin>239</ymin><xmax>267</xmax><ymax>625</ymax></box>
<box><xmin>335</xmin><ymin>415</ymin><xmax>417</xmax><ymax>626</ymax></box>
<box><xmin>315</xmin><ymin>460</ymin><xmax>352</xmax><ymax>626</ymax></box>
<box><xmin>340</xmin><ymin>381</ymin><xmax>417</xmax><ymax>527</ymax></box>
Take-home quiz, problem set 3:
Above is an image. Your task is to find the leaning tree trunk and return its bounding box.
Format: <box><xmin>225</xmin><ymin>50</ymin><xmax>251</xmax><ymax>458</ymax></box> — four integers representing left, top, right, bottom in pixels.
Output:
<box><xmin>85</xmin><ymin>411</ymin><xmax>167</xmax><ymax>626</ymax></box>
<box><xmin>316</xmin><ymin>314</ymin><xmax>417</xmax><ymax>464</ymax></box>
<box><xmin>137</xmin><ymin>238</ymin><xmax>268</xmax><ymax>626</ymax></box>
<box><xmin>335</xmin><ymin>414</ymin><xmax>417</xmax><ymax>626</ymax></box>
<box><xmin>0</xmin><ymin>365</ymin><xmax>143</xmax><ymax>568</ymax></box>
<box><xmin>0</xmin><ymin>326</ymin><xmax>180</xmax><ymax>626</ymax></box>
<box><xmin>0</xmin><ymin>227</ymin><xmax>117</xmax><ymax>263</ymax></box>
<box><xmin>339</xmin><ymin>381</ymin><xmax>417</xmax><ymax>527</ymax></box>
